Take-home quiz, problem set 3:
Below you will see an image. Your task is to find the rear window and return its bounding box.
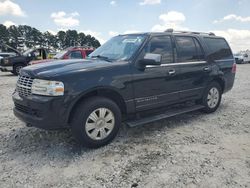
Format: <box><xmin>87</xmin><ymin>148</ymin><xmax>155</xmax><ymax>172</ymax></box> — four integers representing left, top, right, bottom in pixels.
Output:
<box><xmin>204</xmin><ymin>37</ymin><xmax>233</xmax><ymax>60</ymax></box>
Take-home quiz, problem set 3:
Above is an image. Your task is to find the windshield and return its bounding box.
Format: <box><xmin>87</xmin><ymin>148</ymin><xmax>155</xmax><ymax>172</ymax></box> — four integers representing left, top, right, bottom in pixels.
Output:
<box><xmin>89</xmin><ymin>34</ymin><xmax>146</xmax><ymax>61</ymax></box>
<box><xmin>54</xmin><ymin>50</ymin><xmax>68</xmax><ymax>59</ymax></box>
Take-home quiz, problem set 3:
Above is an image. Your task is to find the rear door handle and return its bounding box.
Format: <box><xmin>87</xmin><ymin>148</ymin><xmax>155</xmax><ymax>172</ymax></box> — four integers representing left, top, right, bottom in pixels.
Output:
<box><xmin>168</xmin><ymin>69</ymin><xmax>176</xmax><ymax>75</ymax></box>
<box><xmin>203</xmin><ymin>67</ymin><xmax>211</xmax><ymax>72</ymax></box>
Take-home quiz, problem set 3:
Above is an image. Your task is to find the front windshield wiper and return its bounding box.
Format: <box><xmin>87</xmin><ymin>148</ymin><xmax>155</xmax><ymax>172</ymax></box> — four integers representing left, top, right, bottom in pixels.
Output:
<box><xmin>90</xmin><ymin>55</ymin><xmax>112</xmax><ymax>62</ymax></box>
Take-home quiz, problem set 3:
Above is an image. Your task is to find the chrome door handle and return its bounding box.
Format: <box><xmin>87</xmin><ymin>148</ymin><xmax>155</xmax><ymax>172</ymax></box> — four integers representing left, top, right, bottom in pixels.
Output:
<box><xmin>168</xmin><ymin>69</ymin><xmax>176</xmax><ymax>75</ymax></box>
<box><xmin>203</xmin><ymin>67</ymin><xmax>211</xmax><ymax>72</ymax></box>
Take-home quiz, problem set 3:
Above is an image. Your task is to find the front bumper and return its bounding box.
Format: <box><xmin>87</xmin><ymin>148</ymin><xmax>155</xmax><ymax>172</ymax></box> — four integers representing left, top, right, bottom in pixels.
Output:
<box><xmin>12</xmin><ymin>91</ymin><xmax>70</xmax><ymax>130</ymax></box>
<box><xmin>0</xmin><ymin>65</ymin><xmax>13</xmax><ymax>72</ymax></box>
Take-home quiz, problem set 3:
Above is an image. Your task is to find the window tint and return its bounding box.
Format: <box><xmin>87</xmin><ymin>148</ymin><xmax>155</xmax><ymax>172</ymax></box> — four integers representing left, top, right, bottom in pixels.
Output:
<box><xmin>194</xmin><ymin>38</ymin><xmax>205</xmax><ymax>60</ymax></box>
<box><xmin>204</xmin><ymin>37</ymin><xmax>233</xmax><ymax>60</ymax></box>
<box><xmin>69</xmin><ymin>51</ymin><xmax>82</xmax><ymax>59</ymax></box>
<box><xmin>175</xmin><ymin>36</ymin><xmax>204</xmax><ymax>62</ymax></box>
<box><xmin>145</xmin><ymin>36</ymin><xmax>173</xmax><ymax>64</ymax></box>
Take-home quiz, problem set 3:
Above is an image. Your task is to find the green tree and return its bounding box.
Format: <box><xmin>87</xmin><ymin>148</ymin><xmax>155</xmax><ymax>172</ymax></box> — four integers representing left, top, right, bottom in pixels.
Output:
<box><xmin>65</xmin><ymin>30</ymin><xmax>78</xmax><ymax>47</ymax></box>
<box><xmin>0</xmin><ymin>24</ymin><xmax>101</xmax><ymax>52</ymax></box>
<box><xmin>0</xmin><ymin>24</ymin><xmax>9</xmax><ymax>44</ymax></box>
<box><xmin>56</xmin><ymin>31</ymin><xmax>66</xmax><ymax>50</ymax></box>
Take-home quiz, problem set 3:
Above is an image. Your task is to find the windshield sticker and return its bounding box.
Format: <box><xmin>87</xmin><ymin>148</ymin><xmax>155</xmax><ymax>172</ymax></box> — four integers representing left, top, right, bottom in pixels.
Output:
<box><xmin>122</xmin><ymin>38</ymin><xmax>140</xmax><ymax>43</ymax></box>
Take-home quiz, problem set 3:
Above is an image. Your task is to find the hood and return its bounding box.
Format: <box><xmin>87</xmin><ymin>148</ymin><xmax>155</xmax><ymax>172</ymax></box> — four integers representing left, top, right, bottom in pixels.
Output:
<box><xmin>21</xmin><ymin>59</ymin><xmax>116</xmax><ymax>78</ymax></box>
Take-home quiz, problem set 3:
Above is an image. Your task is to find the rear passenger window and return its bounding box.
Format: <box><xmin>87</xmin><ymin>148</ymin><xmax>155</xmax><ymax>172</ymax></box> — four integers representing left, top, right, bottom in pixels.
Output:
<box><xmin>145</xmin><ymin>36</ymin><xmax>173</xmax><ymax>64</ymax></box>
<box><xmin>175</xmin><ymin>36</ymin><xmax>204</xmax><ymax>62</ymax></box>
<box><xmin>204</xmin><ymin>37</ymin><xmax>233</xmax><ymax>60</ymax></box>
<box><xmin>194</xmin><ymin>39</ymin><xmax>205</xmax><ymax>60</ymax></box>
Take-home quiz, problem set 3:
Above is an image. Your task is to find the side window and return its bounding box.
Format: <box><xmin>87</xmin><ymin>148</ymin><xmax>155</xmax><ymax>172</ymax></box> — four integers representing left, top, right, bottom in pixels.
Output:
<box><xmin>85</xmin><ymin>50</ymin><xmax>93</xmax><ymax>56</ymax></box>
<box><xmin>69</xmin><ymin>51</ymin><xmax>82</xmax><ymax>59</ymax></box>
<box><xmin>175</xmin><ymin>36</ymin><xmax>204</xmax><ymax>62</ymax></box>
<box><xmin>204</xmin><ymin>37</ymin><xmax>233</xmax><ymax>60</ymax></box>
<box><xmin>194</xmin><ymin>38</ymin><xmax>205</xmax><ymax>60</ymax></box>
<box><xmin>145</xmin><ymin>36</ymin><xmax>173</xmax><ymax>64</ymax></box>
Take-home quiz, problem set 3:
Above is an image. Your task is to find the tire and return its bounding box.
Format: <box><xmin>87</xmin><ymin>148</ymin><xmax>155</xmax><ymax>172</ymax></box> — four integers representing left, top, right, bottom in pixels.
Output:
<box><xmin>13</xmin><ymin>64</ymin><xmax>24</xmax><ymax>75</ymax></box>
<box><xmin>200</xmin><ymin>82</ymin><xmax>222</xmax><ymax>113</ymax></box>
<box><xmin>71</xmin><ymin>96</ymin><xmax>121</xmax><ymax>148</ymax></box>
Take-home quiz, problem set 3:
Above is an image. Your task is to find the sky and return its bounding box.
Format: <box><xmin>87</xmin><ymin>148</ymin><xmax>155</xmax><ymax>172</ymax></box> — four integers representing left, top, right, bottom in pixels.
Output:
<box><xmin>0</xmin><ymin>0</ymin><xmax>250</xmax><ymax>52</ymax></box>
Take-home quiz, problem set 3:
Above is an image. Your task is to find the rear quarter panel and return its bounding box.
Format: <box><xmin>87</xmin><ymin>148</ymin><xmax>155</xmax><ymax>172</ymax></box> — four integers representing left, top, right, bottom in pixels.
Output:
<box><xmin>199</xmin><ymin>36</ymin><xmax>236</xmax><ymax>93</ymax></box>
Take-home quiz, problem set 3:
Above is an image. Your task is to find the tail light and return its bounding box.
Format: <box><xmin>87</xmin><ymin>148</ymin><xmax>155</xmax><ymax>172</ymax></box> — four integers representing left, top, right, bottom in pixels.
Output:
<box><xmin>232</xmin><ymin>63</ymin><xmax>236</xmax><ymax>73</ymax></box>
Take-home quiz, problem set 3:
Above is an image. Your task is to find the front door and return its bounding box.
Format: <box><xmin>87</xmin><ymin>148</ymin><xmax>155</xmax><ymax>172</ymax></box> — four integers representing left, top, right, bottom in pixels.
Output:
<box><xmin>132</xmin><ymin>35</ymin><xmax>182</xmax><ymax>111</ymax></box>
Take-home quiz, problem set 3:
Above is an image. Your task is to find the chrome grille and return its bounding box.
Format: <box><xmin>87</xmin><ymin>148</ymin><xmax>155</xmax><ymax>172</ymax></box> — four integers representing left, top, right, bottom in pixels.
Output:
<box><xmin>16</xmin><ymin>76</ymin><xmax>34</xmax><ymax>97</ymax></box>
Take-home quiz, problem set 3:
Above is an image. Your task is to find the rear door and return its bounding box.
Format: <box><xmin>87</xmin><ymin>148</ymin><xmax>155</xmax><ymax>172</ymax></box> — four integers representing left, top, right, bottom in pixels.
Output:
<box><xmin>174</xmin><ymin>36</ymin><xmax>211</xmax><ymax>100</ymax></box>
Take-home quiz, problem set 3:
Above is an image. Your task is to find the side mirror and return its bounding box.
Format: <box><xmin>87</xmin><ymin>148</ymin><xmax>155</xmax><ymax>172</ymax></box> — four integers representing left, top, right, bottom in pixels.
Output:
<box><xmin>139</xmin><ymin>53</ymin><xmax>162</xmax><ymax>66</ymax></box>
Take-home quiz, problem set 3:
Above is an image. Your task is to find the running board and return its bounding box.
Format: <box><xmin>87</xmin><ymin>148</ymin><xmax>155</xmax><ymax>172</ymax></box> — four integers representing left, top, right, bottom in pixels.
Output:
<box><xmin>126</xmin><ymin>105</ymin><xmax>204</xmax><ymax>127</ymax></box>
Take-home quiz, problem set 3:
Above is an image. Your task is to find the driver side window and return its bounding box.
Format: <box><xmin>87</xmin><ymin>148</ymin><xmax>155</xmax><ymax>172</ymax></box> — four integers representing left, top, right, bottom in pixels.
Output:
<box><xmin>145</xmin><ymin>36</ymin><xmax>174</xmax><ymax>64</ymax></box>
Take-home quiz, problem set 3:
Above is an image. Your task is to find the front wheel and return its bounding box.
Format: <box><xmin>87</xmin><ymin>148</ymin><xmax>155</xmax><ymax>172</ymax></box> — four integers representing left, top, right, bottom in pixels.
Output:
<box><xmin>71</xmin><ymin>97</ymin><xmax>121</xmax><ymax>148</ymax></box>
<box><xmin>13</xmin><ymin>64</ymin><xmax>24</xmax><ymax>75</ymax></box>
<box><xmin>201</xmin><ymin>82</ymin><xmax>222</xmax><ymax>113</ymax></box>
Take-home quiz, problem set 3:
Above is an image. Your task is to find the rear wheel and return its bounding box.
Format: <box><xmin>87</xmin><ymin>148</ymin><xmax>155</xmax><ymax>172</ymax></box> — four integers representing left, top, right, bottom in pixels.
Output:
<box><xmin>13</xmin><ymin>64</ymin><xmax>24</xmax><ymax>75</ymax></box>
<box><xmin>71</xmin><ymin>97</ymin><xmax>121</xmax><ymax>148</ymax></box>
<box><xmin>201</xmin><ymin>82</ymin><xmax>222</xmax><ymax>113</ymax></box>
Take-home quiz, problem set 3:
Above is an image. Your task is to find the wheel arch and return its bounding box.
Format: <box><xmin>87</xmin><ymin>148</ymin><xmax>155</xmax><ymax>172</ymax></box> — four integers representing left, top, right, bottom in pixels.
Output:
<box><xmin>68</xmin><ymin>87</ymin><xmax>127</xmax><ymax>124</ymax></box>
<box><xmin>12</xmin><ymin>62</ymin><xmax>26</xmax><ymax>75</ymax></box>
<box><xmin>13</xmin><ymin>62</ymin><xmax>26</xmax><ymax>69</ymax></box>
<box><xmin>211</xmin><ymin>76</ymin><xmax>225</xmax><ymax>93</ymax></box>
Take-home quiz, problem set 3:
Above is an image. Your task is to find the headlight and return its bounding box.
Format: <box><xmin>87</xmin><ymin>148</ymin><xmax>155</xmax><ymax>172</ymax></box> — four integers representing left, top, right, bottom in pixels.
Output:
<box><xmin>31</xmin><ymin>79</ymin><xmax>64</xmax><ymax>96</ymax></box>
<box><xmin>4</xmin><ymin>59</ymin><xmax>9</xmax><ymax>65</ymax></box>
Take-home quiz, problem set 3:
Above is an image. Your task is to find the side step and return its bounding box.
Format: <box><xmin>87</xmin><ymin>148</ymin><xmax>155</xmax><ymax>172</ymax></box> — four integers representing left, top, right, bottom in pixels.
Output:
<box><xmin>126</xmin><ymin>105</ymin><xmax>204</xmax><ymax>127</ymax></box>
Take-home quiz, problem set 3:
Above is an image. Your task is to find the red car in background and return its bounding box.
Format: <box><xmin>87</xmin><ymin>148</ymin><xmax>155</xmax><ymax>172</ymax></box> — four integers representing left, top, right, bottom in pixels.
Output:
<box><xmin>29</xmin><ymin>47</ymin><xmax>94</xmax><ymax>65</ymax></box>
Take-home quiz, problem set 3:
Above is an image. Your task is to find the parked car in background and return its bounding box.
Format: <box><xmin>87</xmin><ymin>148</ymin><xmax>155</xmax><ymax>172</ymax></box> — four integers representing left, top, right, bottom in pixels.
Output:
<box><xmin>0</xmin><ymin>47</ymin><xmax>49</xmax><ymax>75</ymax></box>
<box><xmin>13</xmin><ymin>30</ymin><xmax>236</xmax><ymax>148</ymax></box>
<box><xmin>0</xmin><ymin>52</ymin><xmax>17</xmax><ymax>72</ymax></box>
<box><xmin>234</xmin><ymin>51</ymin><xmax>250</xmax><ymax>64</ymax></box>
<box><xmin>0</xmin><ymin>52</ymin><xmax>17</xmax><ymax>59</ymax></box>
<box><xmin>29</xmin><ymin>47</ymin><xmax>95</xmax><ymax>65</ymax></box>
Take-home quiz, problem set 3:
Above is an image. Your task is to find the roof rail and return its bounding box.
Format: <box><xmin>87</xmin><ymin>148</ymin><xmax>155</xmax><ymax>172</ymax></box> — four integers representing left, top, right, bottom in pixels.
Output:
<box><xmin>164</xmin><ymin>28</ymin><xmax>215</xmax><ymax>36</ymax></box>
<box><xmin>70</xmin><ymin>45</ymin><xmax>95</xmax><ymax>49</ymax></box>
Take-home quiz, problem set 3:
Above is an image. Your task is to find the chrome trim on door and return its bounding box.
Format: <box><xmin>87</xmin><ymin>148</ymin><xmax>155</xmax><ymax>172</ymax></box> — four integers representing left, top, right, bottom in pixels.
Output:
<box><xmin>146</xmin><ymin>61</ymin><xmax>207</xmax><ymax>68</ymax></box>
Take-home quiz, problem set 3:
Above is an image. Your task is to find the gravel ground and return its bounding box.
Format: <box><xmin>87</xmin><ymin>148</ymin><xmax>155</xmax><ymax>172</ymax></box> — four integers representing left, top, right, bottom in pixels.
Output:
<box><xmin>0</xmin><ymin>65</ymin><xmax>250</xmax><ymax>188</ymax></box>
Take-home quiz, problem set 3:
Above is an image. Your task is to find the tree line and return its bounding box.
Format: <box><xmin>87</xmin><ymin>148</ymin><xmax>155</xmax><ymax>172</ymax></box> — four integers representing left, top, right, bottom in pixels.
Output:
<box><xmin>0</xmin><ymin>24</ymin><xmax>101</xmax><ymax>52</ymax></box>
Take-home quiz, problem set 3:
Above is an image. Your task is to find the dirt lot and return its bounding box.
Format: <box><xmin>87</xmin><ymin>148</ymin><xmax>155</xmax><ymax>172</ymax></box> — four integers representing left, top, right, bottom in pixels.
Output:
<box><xmin>0</xmin><ymin>65</ymin><xmax>250</xmax><ymax>188</ymax></box>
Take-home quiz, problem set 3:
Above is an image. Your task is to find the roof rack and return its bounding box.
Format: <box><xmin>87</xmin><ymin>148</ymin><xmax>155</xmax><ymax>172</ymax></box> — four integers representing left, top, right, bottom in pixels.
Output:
<box><xmin>165</xmin><ymin>28</ymin><xmax>215</xmax><ymax>36</ymax></box>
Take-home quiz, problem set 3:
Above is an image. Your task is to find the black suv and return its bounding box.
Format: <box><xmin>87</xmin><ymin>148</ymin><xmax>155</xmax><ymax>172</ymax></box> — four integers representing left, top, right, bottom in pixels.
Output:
<box><xmin>12</xmin><ymin>30</ymin><xmax>236</xmax><ymax>148</ymax></box>
<box><xmin>1</xmin><ymin>48</ymin><xmax>48</xmax><ymax>75</ymax></box>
